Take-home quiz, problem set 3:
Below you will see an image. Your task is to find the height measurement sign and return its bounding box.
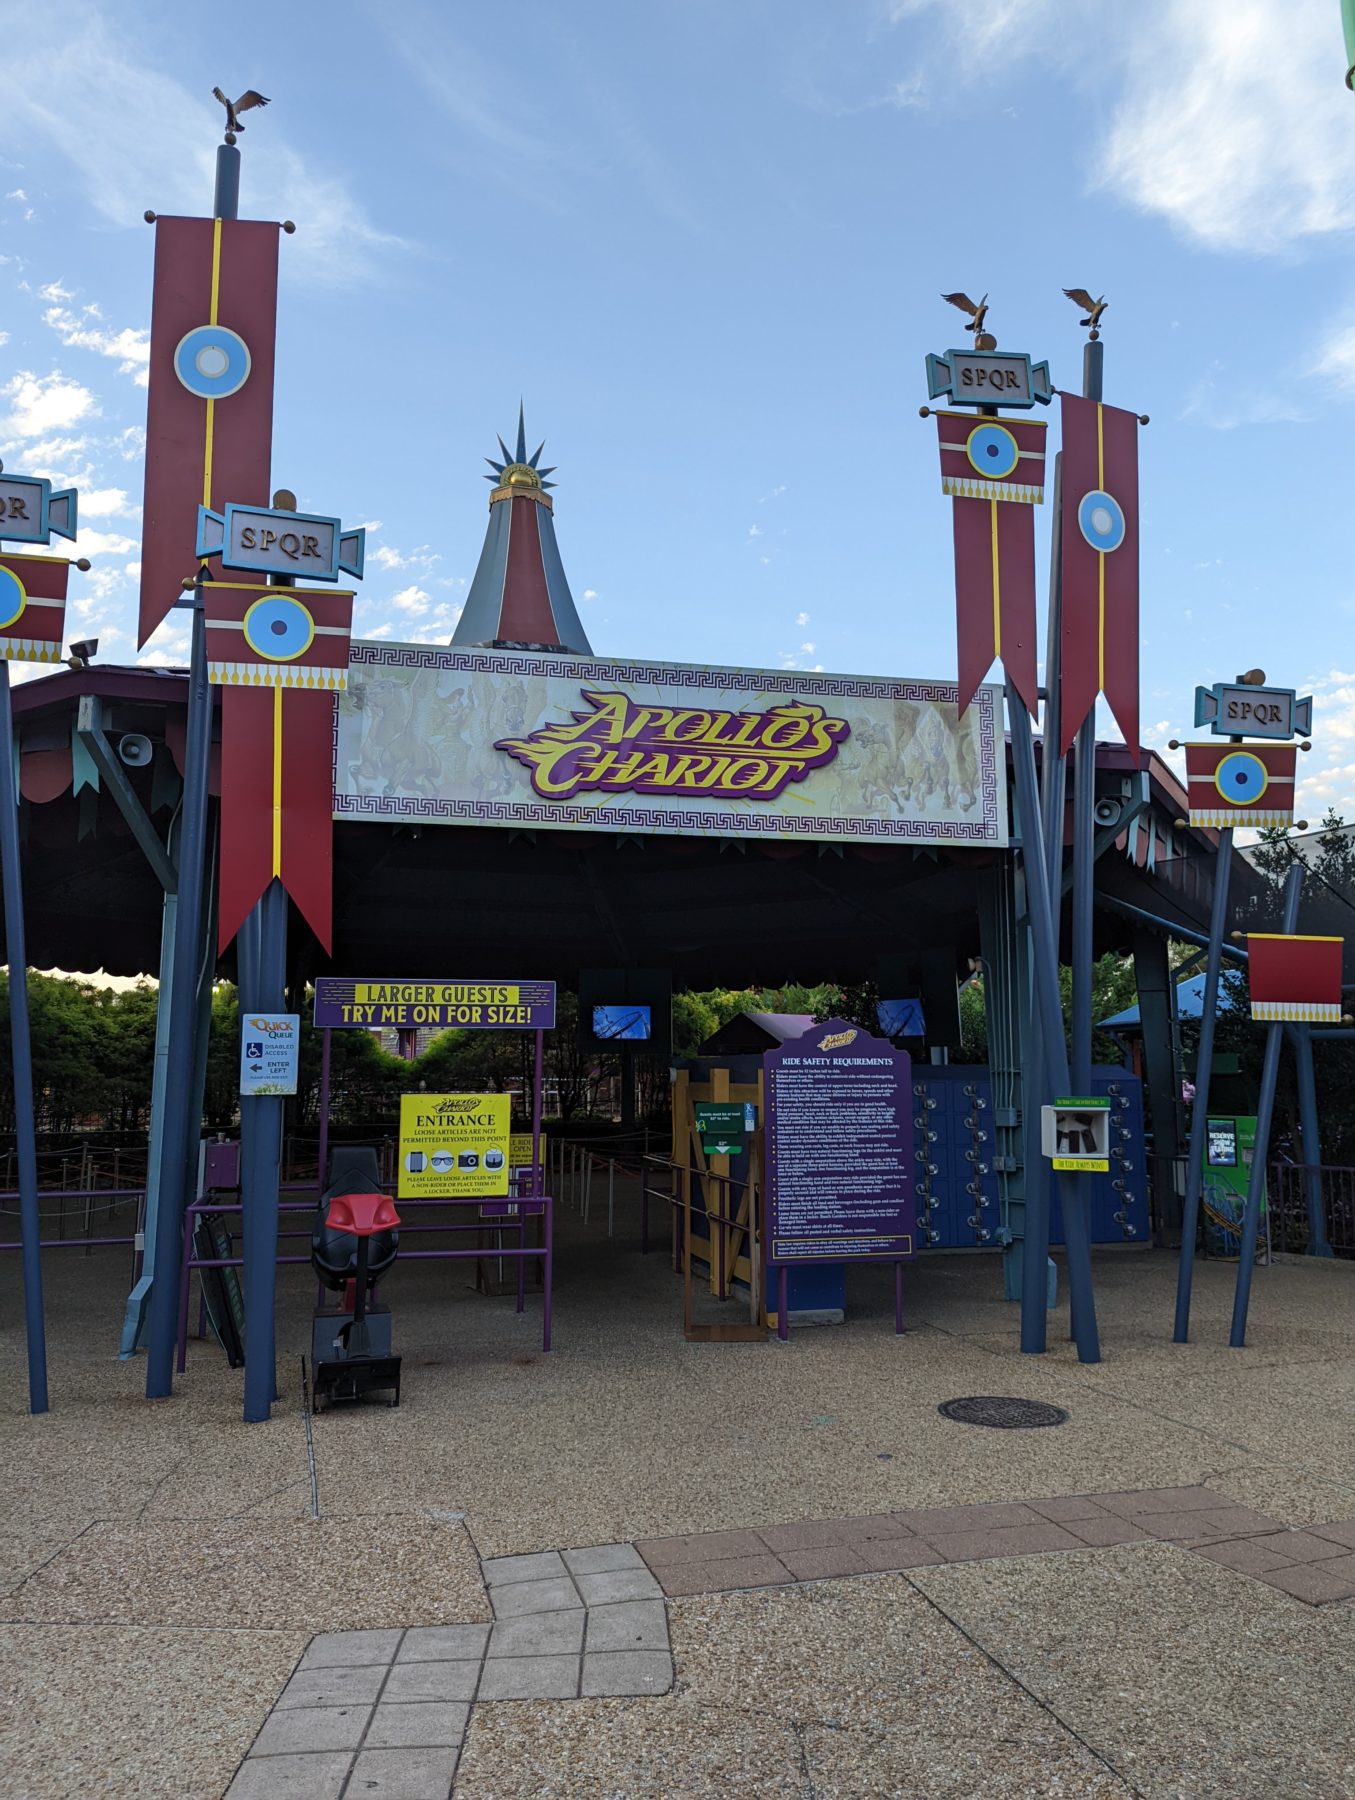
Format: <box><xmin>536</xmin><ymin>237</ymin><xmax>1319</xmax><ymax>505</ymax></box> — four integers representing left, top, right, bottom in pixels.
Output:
<box><xmin>315</xmin><ymin>978</ymin><xmax>557</xmax><ymax>1031</ymax></box>
<box><xmin>764</xmin><ymin>1020</ymin><xmax>915</xmax><ymax>1263</ymax></box>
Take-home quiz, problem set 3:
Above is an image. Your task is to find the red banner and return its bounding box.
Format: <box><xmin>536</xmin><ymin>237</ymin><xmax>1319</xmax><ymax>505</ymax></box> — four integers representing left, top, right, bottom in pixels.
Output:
<box><xmin>1060</xmin><ymin>394</ymin><xmax>1140</xmax><ymax>760</ymax></box>
<box><xmin>138</xmin><ymin>216</ymin><xmax>280</xmax><ymax>646</ymax></box>
<box><xmin>935</xmin><ymin>412</ymin><xmax>1046</xmax><ymax>715</ymax></box>
<box><xmin>208</xmin><ymin>583</ymin><xmax>352</xmax><ymax>953</ymax></box>
<box><xmin>1183</xmin><ymin>742</ymin><xmax>1296</xmax><ymax>829</ymax></box>
<box><xmin>0</xmin><ymin>553</ymin><xmax>69</xmax><ymax>663</ymax></box>
<box><xmin>1247</xmin><ymin>934</ymin><xmax>1344</xmax><ymax>1022</ymax></box>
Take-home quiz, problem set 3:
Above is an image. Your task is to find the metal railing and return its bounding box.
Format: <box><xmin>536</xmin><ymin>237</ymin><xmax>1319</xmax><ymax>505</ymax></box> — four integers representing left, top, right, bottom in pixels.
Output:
<box><xmin>1267</xmin><ymin>1163</ymin><xmax>1355</xmax><ymax>1258</ymax></box>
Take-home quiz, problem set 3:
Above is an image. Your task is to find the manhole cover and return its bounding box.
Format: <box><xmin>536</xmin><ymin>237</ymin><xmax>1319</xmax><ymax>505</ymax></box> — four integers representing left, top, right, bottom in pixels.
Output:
<box><xmin>937</xmin><ymin>1396</ymin><xmax>1069</xmax><ymax>1430</ymax></box>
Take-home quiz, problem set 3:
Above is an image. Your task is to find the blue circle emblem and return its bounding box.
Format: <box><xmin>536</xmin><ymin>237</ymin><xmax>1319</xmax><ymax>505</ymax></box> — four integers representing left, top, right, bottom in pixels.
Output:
<box><xmin>242</xmin><ymin>593</ymin><xmax>316</xmax><ymax>662</ymax></box>
<box><xmin>173</xmin><ymin>325</ymin><xmax>252</xmax><ymax>399</ymax></box>
<box><xmin>1214</xmin><ymin>751</ymin><xmax>1269</xmax><ymax>808</ymax></box>
<box><xmin>966</xmin><ymin>422</ymin><xmax>1020</xmax><ymax>480</ymax></box>
<box><xmin>1077</xmin><ymin>489</ymin><xmax>1126</xmax><ymax>553</ymax></box>
<box><xmin>0</xmin><ymin>565</ymin><xmax>27</xmax><ymax>631</ymax></box>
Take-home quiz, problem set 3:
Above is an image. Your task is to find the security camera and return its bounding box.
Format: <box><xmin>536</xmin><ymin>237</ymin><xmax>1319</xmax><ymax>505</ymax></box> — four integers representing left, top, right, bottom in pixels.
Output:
<box><xmin>1093</xmin><ymin>797</ymin><xmax>1124</xmax><ymax>827</ymax></box>
<box><xmin>117</xmin><ymin>733</ymin><xmax>154</xmax><ymax>768</ymax></box>
<box><xmin>66</xmin><ymin>638</ymin><xmax>98</xmax><ymax>669</ymax></box>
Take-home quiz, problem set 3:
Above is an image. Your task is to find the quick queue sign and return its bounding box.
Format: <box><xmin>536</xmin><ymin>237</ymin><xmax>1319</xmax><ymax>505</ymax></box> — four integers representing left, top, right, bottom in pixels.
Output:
<box><xmin>314</xmin><ymin>977</ymin><xmax>557</xmax><ymax>1031</ymax></box>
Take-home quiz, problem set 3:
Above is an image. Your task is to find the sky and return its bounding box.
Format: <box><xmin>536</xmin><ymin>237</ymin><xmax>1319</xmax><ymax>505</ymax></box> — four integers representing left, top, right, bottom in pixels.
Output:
<box><xmin>5</xmin><ymin>0</ymin><xmax>1355</xmax><ymax>820</ymax></box>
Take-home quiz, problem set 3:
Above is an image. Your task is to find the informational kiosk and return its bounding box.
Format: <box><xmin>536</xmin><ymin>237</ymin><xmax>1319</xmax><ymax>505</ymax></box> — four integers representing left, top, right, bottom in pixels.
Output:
<box><xmin>764</xmin><ymin>1019</ymin><xmax>916</xmax><ymax>1339</ymax></box>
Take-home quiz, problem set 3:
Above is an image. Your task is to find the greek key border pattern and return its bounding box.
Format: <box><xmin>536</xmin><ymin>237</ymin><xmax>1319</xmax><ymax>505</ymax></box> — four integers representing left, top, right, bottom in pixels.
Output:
<box><xmin>335</xmin><ymin>644</ymin><xmax>1006</xmax><ymax>843</ymax></box>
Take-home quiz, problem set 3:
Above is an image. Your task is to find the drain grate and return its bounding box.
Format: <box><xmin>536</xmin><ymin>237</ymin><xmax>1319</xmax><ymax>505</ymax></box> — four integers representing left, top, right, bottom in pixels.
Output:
<box><xmin>938</xmin><ymin>1395</ymin><xmax>1069</xmax><ymax>1430</ymax></box>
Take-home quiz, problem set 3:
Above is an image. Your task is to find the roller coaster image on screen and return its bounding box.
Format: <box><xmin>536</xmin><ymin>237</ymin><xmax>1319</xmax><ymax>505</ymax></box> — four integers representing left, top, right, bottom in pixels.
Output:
<box><xmin>592</xmin><ymin>1004</ymin><xmax>652</xmax><ymax>1041</ymax></box>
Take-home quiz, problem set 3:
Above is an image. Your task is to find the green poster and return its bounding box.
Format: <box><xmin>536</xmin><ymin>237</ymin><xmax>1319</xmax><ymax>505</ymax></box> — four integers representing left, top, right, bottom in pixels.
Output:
<box><xmin>694</xmin><ymin>1102</ymin><xmax>746</xmax><ymax>1157</ymax></box>
<box><xmin>1201</xmin><ymin>1115</ymin><xmax>1266</xmax><ymax>1256</ymax></box>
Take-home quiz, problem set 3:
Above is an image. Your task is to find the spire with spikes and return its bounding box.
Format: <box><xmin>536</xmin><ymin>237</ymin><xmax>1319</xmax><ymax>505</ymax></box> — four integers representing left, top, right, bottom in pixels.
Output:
<box><xmin>452</xmin><ymin>406</ymin><xmax>590</xmax><ymax>654</ymax></box>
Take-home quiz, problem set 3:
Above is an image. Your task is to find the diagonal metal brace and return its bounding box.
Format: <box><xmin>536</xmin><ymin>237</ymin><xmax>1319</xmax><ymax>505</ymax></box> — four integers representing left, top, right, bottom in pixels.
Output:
<box><xmin>1060</xmin><ymin>777</ymin><xmax>1150</xmax><ymax>898</ymax></box>
<box><xmin>76</xmin><ymin>694</ymin><xmax>177</xmax><ymax>893</ymax></box>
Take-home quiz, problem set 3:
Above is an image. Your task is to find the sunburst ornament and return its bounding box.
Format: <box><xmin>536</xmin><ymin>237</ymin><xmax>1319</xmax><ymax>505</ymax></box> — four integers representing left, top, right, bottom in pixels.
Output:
<box><xmin>484</xmin><ymin>403</ymin><xmax>557</xmax><ymax>504</ymax></box>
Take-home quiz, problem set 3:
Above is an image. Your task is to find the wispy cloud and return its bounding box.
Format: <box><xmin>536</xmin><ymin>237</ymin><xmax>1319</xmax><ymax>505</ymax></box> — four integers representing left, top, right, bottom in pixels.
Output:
<box><xmin>3</xmin><ymin>3</ymin><xmax>407</xmax><ymax>285</ymax></box>
<box><xmin>44</xmin><ymin>302</ymin><xmax>150</xmax><ymax>387</ymax></box>
<box><xmin>883</xmin><ymin>0</ymin><xmax>1355</xmax><ymax>256</ymax></box>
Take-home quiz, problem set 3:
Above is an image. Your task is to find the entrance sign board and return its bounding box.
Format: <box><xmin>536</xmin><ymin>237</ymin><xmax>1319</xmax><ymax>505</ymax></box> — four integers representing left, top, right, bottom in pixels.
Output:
<box><xmin>315</xmin><ymin>978</ymin><xmax>557</xmax><ymax>1031</ymax></box>
<box><xmin>239</xmin><ymin>1013</ymin><xmax>300</xmax><ymax>1096</ymax></box>
<box><xmin>334</xmin><ymin>646</ymin><xmax>1007</xmax><ymax>847</ymax></box>
<box><xmin>764</xmin><ymin>1020</ymin><xmax>915</xmax><ymax>1263</ymax></box>
<box><xmin>397</xmin><ymin>1093</ymin><xmax>511</xmax><ymax>1198</ymax></box>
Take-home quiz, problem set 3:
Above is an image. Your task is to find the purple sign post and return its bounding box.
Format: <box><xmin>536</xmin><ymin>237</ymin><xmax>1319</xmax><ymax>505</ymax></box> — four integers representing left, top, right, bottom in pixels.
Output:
<box><xmin>764</xmin><ymin>1019</ymin><xmax>915</xmax><ymax>1340</ymax></box>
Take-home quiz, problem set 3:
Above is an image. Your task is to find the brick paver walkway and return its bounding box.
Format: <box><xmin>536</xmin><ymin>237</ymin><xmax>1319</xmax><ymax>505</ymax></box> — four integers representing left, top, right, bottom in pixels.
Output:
<box><xmin>224</xmin><ymin>1484</ymin><xmax>1355</xmax><ymax>1798</ymax></box>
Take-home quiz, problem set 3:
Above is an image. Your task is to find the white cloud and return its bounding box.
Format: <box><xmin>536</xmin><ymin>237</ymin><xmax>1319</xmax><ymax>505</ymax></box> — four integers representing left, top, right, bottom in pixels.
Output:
<box><xmin>747</xmin><ymin>524</ymin><xmax>763</xmax><ymax>538</ymax></box>
<box><xmin>78</xmin><ymin>486</ymin><xmax>138</xmax><ymax>519</ymax></box>
<box><xmin>0</xmin><ymin>331</ymin><xmax>7</xmax><ymax>347</ymax></box>
<box><xmin>582</xmin><ymin>588</ymin><xmax>598</xmax><ymax>600</ymax></box>
<box><xmin>795</xmin><ymin>611</ymin><xmax>810</xmax><ymax>627</ymax></box>
<box><xmin>4</xmin><ymin>8</ymin><xmax>406</xmax><ymax>287</ymax></box>
<box><xmin>6</xmin><ymin>188</ymin><xmax>28</xmax><ymax>202</ymax></box>
<box><xmin>390</xmin><ymin>584</ymin><xmax>432</xmax><ymax>615</ymax></box>
<box><xmin>44</xmin><ymin>305</ymin><xmax>150</xmax><ymax>386</ymax></box>
<box><xmin>892</xmin><ymin>0</ymin><xmax>1355</xmax><ymax>256</ymax></box>
<box><xmin>0</xmin><ymin>371</ymin><xmax>98</xmax><ymax>439</ymax></box>
<box><xmin>1313</xmin><ymin>325</ymin><xmax>1355</xmax><ymax>396</ymax></box>
<box><xmin>800</xmin><ymin>641</ymin><xmax>815</xmax><ymax>654</ymax></box>
<box><xmin>37</xmin><ymin>279</ymin><xmax>71</xmax><ymax>300</ymax></box>
<box><xmin>64</xmin><ymin>526</ymin><xmax>137</xmax><ymax>561</ymax></box>
<box><xmin>371</xmin><ymin>545</ymin><xmax>408</xmax><ymax>570</ymax></box>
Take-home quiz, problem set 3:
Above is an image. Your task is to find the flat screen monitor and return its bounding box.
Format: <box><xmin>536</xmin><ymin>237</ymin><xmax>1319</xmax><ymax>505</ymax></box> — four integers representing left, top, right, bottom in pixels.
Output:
<box><xmin>877</xmin><ymin>997</ymin><xmax>925</xmax><ymax>1038</ymax></box>
<box><xmin>1206</xmin><ymin>1118</ymin><xmax>1238</xmax><ymax>1168</ymax></box>
<box><xmin>592</xmin><ymin>1004</ymin><xmax>652</xmax><ymax>1041</ymax></box>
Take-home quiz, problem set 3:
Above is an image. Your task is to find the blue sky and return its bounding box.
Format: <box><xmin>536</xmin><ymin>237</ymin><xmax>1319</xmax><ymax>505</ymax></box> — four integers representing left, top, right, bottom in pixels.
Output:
<box><xmin>5</xmin><ymin>0</ymin><xmax>1355</xmax><ymax>816</ymax></box>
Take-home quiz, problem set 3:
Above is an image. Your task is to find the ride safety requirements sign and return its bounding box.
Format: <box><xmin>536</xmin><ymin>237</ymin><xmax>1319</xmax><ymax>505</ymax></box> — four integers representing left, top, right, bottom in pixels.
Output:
<box><xmin>315</xmin><ymin>977</ymin><xmax>556</xmax><ymax>1031</ymax></box>
<box><xmin>764</xmin><ymin>1020</ymin><xmax>915</xmax><ymax>1263</ymax></box>
<box><xmin>398</xmin><ymin>1093</ymin><xmax>512</xmax><ymax>1198</ymax></box>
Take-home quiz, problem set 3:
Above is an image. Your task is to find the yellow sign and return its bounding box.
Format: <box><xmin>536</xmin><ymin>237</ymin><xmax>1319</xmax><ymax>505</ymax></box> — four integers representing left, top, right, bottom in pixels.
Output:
<box><xmin>1051</xmin><ymin>1155</ymin><xmax>1110</xmax><ymax>1174</ymax></box>
<box><xmin>398</xmin><ymin>1092</ymin><xmax>511</xmax><ymax>1197</ymax></box>
<box><xmin>509</xmin><ymin>1133</ymin><xmax>536</xmax><ymax>1167</ymax></box>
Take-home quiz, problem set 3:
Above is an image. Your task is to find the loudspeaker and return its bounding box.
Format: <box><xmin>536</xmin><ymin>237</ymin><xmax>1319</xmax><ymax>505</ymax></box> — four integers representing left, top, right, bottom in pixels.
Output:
<box><xmin>1093</xmin><ymin>796</ymin><xmax>1124</xmax><ymax>827</ymax></box>
<box><xmin>117</xmin><ymin>733</ymin><xmax>154</xmax><ymax>767</ymax></box>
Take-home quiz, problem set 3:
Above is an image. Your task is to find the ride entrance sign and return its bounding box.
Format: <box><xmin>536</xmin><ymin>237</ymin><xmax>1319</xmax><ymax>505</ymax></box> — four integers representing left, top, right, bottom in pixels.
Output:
<box><xmin>398</xmin><ymin>1093</ymin><xmax>511</xmax><ymax>1198</ymax></box>
<box><xmin>764</xmin><ymin>1020</ymin><xmax>915</xmax><ymax>1263</ymax></box>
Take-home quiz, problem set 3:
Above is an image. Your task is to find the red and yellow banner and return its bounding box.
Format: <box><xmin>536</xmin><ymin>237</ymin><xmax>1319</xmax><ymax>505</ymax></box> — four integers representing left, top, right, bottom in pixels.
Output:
<box><xmin>0</xmin><ymin>554</ymin><xmax>69</xmax><ymax>662</ymax></box>
<box><xmin>206</xmin><ymin>582</ymin><xmax>353</xmax><ymax>953</ymax></box>
<box><xmin>1247</xmin><ymin>934</ymin><xmax>1344</xmax><ymax>1022</ymax></box>
<box><xmin>1183</xmin><ymin>742</ymin><xmax>1296</xmax><ymax>828</ymax></box>
<box><xmin>138</xmin><ymin>216</ymin><xmax>280</xmax><ymax>646</ymax></box>
<box><xmin>934</xmin><ymin>412</ymin><xmax>1046</xmax><ymax>716</ymax></box>
<box><xmin>1060</xmin><ymin>393</ymin><xmax>1140</xmax><ymax>760</ymax></box>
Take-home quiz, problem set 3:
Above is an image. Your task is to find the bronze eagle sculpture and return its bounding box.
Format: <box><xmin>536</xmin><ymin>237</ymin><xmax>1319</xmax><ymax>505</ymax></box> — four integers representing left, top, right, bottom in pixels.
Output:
<box><xmin>212</xmin><ymin>87</ymin><xmax>271</xmax><ymax>137</ymax></box>
<box><xmin>1063</xmin><ymin>288</ymin><xmax>1108</xmax><ymax>332</ymax></box>
<box><xmin>941</xmin><ymin>292</ymin><xmax>989</xmax><ymax>338</ymax></box>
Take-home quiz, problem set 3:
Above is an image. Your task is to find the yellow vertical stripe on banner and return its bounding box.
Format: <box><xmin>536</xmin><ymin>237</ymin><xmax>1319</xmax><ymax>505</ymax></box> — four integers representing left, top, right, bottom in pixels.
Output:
<box><xmin>1096</xmin><ymin>402</ymin><xmax>1105</xmax><ymax>690</ymax></box>
<box><xmin>202</xmin><ymin>218</ymin><xmax>223</xmax><ymax>508</ymax></box>
<box><xmin>272</xmin><ymin>684</ymin><xmax>283</xmax><ymax>876</ymax></box>
<box><xmin>990</xmin><ymin>499</ymin><xmax>1001</xmax><ymax>656</ymax></box>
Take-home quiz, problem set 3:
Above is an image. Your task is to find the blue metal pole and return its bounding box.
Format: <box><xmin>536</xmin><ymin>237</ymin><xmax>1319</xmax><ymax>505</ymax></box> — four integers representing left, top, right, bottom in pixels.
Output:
<box><xmin>1230</xmin><ymin>860</ymin><xmax>1303</xmax><ymax>1345</ymax></box>
<box><xmin>145</xmin><ymin>582</ymin><xmax>213</xmax><ymax>1396</ymax></box>
<box><xmin>1289</xmin><ymin>1024</ymin><xmax>1333</xmax><ymax>1257</ymax></box>
<box><xmin>0</xmin><ymin>660</ymin><xmax>48</xmax><ymax>1412</ymax></box>
<box><xmin>239</xmin><ymin>879</ymin><xmax>287</xmax><ymax>1422</ymax></box>
<box><xmin>1065</xmin><ymin>334</ymin><xmax>1104</xmax><ymax>1352</ymax></box>
<box><xmin>1009</xmin><ymin>687</ymin><xmax>1100</xmax><ymax>1361</ymax></box>
<box><xmin>1172</xmin><ymin>829</ymin><xmax>1235</xmax><ymax>1341</ymax></box>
